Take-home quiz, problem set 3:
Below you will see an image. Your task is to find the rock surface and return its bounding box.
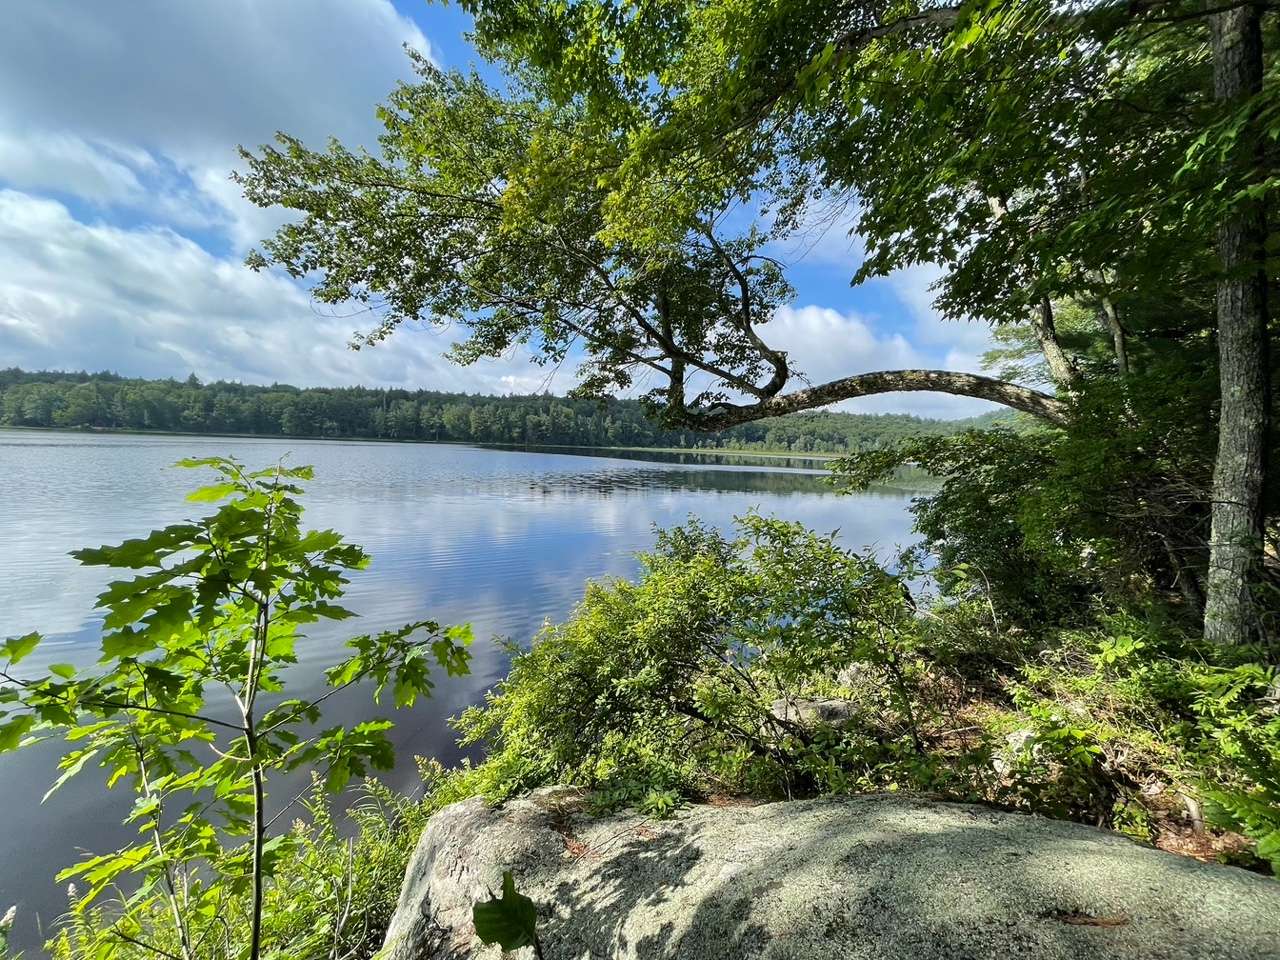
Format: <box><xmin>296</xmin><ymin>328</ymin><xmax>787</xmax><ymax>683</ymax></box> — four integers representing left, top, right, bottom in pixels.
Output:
<box><xmin>380</xmin><ymin>789</ymin><xmax>1280</xmax><ymax>960</ymax></box>
<box><xmin>769</xmin><ymin>696</ymin><xmax>862</xmax><ymax>727</ymax></box>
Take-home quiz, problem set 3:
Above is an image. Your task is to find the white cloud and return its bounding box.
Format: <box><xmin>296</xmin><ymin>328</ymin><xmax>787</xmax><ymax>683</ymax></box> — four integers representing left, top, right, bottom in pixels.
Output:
<box><xmin>0</xmin><ymin>0</ymin><xmax>431</xmax><ymax>248</ymax></box>
<box><xmin>0</xmin><ymin>132</ymin><xmax>149</xmax><ymax>205</ymax></box>
<box><xmin>771</xmin><ymin>305</ymin><xmax>920</xmax><ymax>381</ymax></box>
<box><xmin>0</xmin><ymin>3</ymin><xmax>551</xmax><ymax>394</ymax></box>
<box><xmin>764</xmin><ymin>198</ymin><xmax>1002</xmax><ymax>417</ymax></box>
<box><xmin>0</xmin><ymin>190</ymin><xmax>543</xmax><ymax>392</ymax></box>
<box><xmin>767</xmin><ymin>304</ymin><xmax>1001</xmax><ymax>419</ymax></box>
<box><xmin>879</xmin><ymin>261</ymin><xmax>995</xmax><ymax>358</ymax></box>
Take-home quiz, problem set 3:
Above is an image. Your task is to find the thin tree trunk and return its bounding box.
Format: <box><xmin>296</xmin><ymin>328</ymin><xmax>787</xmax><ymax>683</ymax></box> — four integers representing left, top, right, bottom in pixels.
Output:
<box><xmin>1204</xmin><ymin>1</ymin><xmax>1270</xmax><ymax>646</ymax></box>
<box><xmin>1099</xmin><ymin>296</ymin><xmax>1130</xmax><ymax>377</ymax></box>
<box><xmin>244</xmin><ymin>493</ymin><xmax>273</xmax><ymax>960</ymax></box>
<box><xmin>135</xmin><ymin>737</ymin><xmax>194</xmax><ymax>960</ymax></box>
<box><xmin>246</xmin><ymin>720</ymin><xmax>266</xmax><ymax>960</ymax></box>
<box><xmin>1032</xmin><ymin>296</ymin><xmax>1082</xmax><ymax>390</ymax></box>
<box><xmin>987</xmin><ymin>195</ymin><xmax>1080</xmax><ymax>391</ymax></box>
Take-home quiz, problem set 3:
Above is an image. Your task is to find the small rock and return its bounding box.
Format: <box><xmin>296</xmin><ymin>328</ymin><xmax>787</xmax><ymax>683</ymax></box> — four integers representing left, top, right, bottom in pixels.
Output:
<box><xmin>835</xmin><ymin>662</ymin><xmax>883</xmax><ymax>690</ymax></box>
<box><xmin>1005</xmin><ymin>728</ymin><xmax>1036</xmax><ymax>753</ymax></box>
<box><xmin>992</xmin><ymin>728</ymin><xmax>1037</xmax><ymax>777</ymax></box>
<box><xmin>769</xmin><ymin>697</ymin><xmax>861</xmax><ymax>727</ymax></box>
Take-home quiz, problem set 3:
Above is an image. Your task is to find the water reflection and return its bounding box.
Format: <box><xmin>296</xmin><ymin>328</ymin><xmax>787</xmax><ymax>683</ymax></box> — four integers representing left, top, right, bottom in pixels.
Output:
<box><xmin>479</xmin><ymin>442</ymin><xmax>834</xmax><ymax>470</ymax></box>
<box><xmin>0</xmin><ymin>430</ymin><xmax>919</xmax><ymax>949</ymax></box>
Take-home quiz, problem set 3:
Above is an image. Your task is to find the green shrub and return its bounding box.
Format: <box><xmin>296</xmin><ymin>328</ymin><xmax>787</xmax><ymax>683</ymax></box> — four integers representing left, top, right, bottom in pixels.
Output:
<box><xmin>455</xmin><ymin>514</ymin><xmax>930</xmax><ymax>804</ymax></box>
<box><xmin>1205</xmin><ymin>737</ymin><xmax>1280</xmax><ymax>873</ymax></box>
<box><xmin>45</xmin><ymin>759</ymin><xmax>477</xmax><ymax>960</ymax></box>
<box><xmin>455</xmin><ymin>522</ymin><xmax>1280</xmax><ymax>869</ymax></box>
<box><xmin>830</xmin><ymin>368</ymin><xmax>1234</xmax><ymax>634</ymax></box>
<box><xmin>993</xmin><ymin>613</ymin><xmax>1279</xmax><ymax>843</ymax></box>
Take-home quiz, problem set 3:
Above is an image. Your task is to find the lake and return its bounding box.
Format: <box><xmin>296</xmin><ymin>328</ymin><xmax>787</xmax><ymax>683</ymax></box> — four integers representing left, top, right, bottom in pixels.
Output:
<box><xmin>0</xmin><ymin>429</ymin><xmax>917</xmax><ymax>951</ymax></box>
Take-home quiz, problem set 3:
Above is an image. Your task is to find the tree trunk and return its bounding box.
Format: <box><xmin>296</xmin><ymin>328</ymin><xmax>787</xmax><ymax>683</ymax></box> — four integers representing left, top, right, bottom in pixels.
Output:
<box><xmin>1204</xmin><ymin>1</ymin><xmax>1270</xmax><ymax>646</ymax></box>
<box><xmin>987</xmin><ymin>195</ymin><xmax>1081</xmax><ymax>391</ymax></box>
<box><xmin>1032</xmin><ymin>296</ymin><xmax>1082</xmax><ymax>390</ymax></box>
<box><xmin>1099</xmin><ymin>296</ymin><xmax>1130</xmax><ymax>377</ymax></box>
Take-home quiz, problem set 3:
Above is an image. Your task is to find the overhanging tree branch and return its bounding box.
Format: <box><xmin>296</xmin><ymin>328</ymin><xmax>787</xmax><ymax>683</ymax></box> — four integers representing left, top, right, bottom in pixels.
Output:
<box><xmin>675</xmin><ymin>369</ymin><xmax>1069</xmax><ymax>430</ymax></box>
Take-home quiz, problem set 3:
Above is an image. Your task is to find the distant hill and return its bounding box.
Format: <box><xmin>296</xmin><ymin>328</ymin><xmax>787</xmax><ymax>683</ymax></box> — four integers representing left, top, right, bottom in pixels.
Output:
<box><xmin>0</xmin><ymin>368</ymin><xmax>1015</xmax><ymax>455</ymax></box>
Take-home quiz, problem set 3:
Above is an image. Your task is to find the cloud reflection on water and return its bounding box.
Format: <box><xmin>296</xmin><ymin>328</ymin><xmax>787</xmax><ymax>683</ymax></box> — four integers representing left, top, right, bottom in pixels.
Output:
<box><xmin>0</xmin><ymin>430</ymin><xmax>918</xmax><ymax>947</ymax></box>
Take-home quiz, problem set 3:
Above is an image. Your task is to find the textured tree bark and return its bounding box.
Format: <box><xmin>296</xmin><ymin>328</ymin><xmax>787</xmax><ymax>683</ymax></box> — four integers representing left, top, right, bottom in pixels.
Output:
<box><xmin>683</xmin><ymin>368</ymin><xmax>1069</xmax><ymax>431</ymax></box>
<box><xmin>1031</xmin><ymin>296</ymin><xmax>1082</xmax><ymax>391</ymax></box>
<box><xmin>1204</xmin><ymin>2</ymin><xmax>1270</xmax><ymax>646</ymax></box>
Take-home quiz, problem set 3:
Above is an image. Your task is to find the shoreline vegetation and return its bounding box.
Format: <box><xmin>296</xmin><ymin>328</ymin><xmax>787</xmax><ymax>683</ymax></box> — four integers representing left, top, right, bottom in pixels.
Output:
<box><xmin>1</xmin><ymin>421</ymin><xmax>836</xmax><ymax>462</ymax></box>
<box><xmin>0</xmin><ymin>368</ymin><xmax>1012</xmax><ymax>458</ymax></box>
<box><xmin>3</xmin><ymin>425</ymin><xmax>944</xmax><ymax>491</ymax></box>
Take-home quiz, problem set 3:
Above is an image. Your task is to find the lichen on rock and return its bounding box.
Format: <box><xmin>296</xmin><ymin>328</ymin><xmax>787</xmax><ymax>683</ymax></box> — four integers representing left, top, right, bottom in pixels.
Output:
<box><xmin>380</xmin><ymin>789</ymin><xmax>1280</xmax><ymax>960</ymax></box>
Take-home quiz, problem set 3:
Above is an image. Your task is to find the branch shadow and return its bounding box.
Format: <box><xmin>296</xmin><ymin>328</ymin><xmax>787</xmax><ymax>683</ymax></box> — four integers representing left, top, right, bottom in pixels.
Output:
<box><xmin>522</xmin><ymin>795</ymin><xmax>1279</xmax><ymax>960</ymax></box>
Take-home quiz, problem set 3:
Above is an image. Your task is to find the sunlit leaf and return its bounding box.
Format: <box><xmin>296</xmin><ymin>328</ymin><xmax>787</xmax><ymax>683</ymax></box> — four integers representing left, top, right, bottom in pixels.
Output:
<box><xmin>1</xmin><ymin>632</ymin><xmax>41</xmax><ymax>665</ymax></box>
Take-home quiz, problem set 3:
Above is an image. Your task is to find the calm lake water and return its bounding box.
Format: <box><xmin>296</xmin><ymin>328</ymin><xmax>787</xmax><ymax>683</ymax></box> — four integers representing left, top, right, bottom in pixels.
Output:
<box><xmin>0</xmin><ymin>429</ymin><xmax>916</xmax><ymax>950</ymax></box>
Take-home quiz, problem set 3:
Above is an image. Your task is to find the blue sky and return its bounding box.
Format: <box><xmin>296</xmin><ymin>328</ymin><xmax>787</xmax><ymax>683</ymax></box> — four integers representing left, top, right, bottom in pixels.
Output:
<box><xmin>0</xmin><ymin>0</ymin><xmax>997</xmax><ymax>417</ymax></box>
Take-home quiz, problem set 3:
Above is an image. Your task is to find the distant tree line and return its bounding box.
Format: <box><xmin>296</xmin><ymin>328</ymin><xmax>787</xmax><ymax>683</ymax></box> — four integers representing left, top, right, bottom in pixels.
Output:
<box><xmin>0</xmin><ymin>368</ymin><xmax>1003</xmax><ymax>454</ymax></box>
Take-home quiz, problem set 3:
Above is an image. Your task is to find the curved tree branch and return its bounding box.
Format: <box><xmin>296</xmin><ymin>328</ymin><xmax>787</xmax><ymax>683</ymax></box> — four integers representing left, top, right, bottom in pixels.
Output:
<box><xmin>676</xmin><ymin>369</ymin><xmax>1069</xmax><ymax>430</ymax></box>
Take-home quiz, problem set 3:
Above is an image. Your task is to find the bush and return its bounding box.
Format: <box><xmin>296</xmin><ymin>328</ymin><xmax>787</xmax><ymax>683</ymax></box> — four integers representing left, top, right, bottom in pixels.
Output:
<box><xmin>45</xmin><ymin>759</ymin><xmax>478</xmax><ymax>960</ymax></box>
<box><xmin>829</xmin><ymin>369</ymin><xmax>1246</xmax><ymax>634</ymax></box>
<box><xmin>455</xmin><ymin>515</ymin><xmax>931</xmax><ymax>804</ymax></box>
<box><xmin>454</xmin><ymin>519</ymin><xmax>1280</xmax><ymax>870</ymax></box>
<box><xmin>0</xmin><ymin>459</ymin><xmax>473</xmax><ymax>959</ymax></box>
<box><xmin>1205</xmin><ymin>737</ymin><xmax>1280</xmax><ymax>873</ymax></box>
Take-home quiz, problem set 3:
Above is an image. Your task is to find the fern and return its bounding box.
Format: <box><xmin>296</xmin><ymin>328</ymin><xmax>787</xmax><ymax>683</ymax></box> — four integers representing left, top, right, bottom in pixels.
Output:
<box><xmin>1205</xmin><ymin>736</ymin><xmax>1280</xmax><ymax>874</ymax></box>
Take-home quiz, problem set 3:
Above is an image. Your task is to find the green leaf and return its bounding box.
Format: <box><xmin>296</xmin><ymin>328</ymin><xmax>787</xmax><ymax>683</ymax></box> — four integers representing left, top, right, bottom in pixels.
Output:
<box><xmin>296</xmin><ymin>529</ymin><xmax>344</xmax><ymax>552</ymax></box>
<box><xmin>311</xmin><ymin>601</ymin><xmax>357</xmax><ymax>621</ymax></box>
<box><xmin>1256</xmin><ymin>829</ymin><xmax>1280</xmax><ymax>860</ymax></box>
<box><xmin>126</xmin><ymin>794</ymin><xmax>162</xmax><ymax>824</ymax></box>
<box><xmin>473</xmin><ymin>871</ymin><xmax>539</xmax><ymax>951</ymax></box>
<box><xmin>101</xmin><ymin>627</ymin><xmax>160</xmax><ymax>660</ymax></box>
<box><xmin>43</xmin><ymin>748</ymin><xmax>100</xmax><ymax>802</ymax></box>
<box><xmin>2</xmin><ymin>632</ymin><xmax>41</xmax><ymax>665</ymax></box>
<box><xmin>0</xmin><ymin>715</ymin><xmax>36</xmax><ymax>752</ymax></box>
<box><xmin>186</xmin><ymin>482</ymin><xmax>240</xmax><ymax>503</ymax></box>
<box><xmin>175</xmin><ymin>456</ymin><xmax>231</xmax><ymax>470</ymax></box>
<box><xmin>327</xmin><ymin>656</ymin><xmax>364</xmax><ymax>687</ymax></box>
<box><xmin>445</xmin><ymin>623</ymin><xmax>475</xmax><ymax>646</ymax></box>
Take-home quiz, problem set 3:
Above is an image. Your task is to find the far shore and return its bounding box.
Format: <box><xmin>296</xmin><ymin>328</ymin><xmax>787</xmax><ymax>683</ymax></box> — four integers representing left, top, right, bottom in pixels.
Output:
<box><xmin>0</xmin><ymin>424</ymin><xmax>843</xmax><ymax>463</ymax></box>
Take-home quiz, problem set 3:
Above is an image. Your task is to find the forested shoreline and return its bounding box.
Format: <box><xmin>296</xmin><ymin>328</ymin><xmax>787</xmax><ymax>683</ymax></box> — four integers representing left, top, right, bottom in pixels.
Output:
<box><xmin>0</xmin><ymin>368</ymin><xmax>1005</xmax><ymax>454</ymax></box>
